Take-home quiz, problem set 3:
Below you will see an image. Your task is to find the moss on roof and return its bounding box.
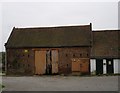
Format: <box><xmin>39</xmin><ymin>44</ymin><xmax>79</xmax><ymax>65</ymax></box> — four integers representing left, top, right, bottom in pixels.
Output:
<box><xmin>91</xmin><ymin>30</ymin><xmax>120</xmax><ymax>58</ymax></box>
<box><xmin>5</xmin><ymin>25</ymin><xmax>91</xmax><ymax>48</ymax></box>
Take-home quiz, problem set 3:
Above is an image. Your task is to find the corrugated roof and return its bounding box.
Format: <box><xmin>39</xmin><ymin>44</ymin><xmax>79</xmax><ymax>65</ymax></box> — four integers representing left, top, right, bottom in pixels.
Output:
<box><xmin>91</xmin><ymin>30</ymin><xmax>120</xmax><ymax>58</ymax></box>
<box><xmin>5</xmin><ymin>25</ymin><xmax>91</xmax><ymax>48</ymax></box>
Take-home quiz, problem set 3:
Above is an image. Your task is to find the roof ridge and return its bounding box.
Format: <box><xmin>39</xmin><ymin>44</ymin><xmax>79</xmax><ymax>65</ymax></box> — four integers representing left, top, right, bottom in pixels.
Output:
<box><xmin>93</xmin><ymin>30</ymin><xmax>120</xmax><ymax>32</ymax></box>
<box><xmin>14</xmin><ymin>24</ymin><xmax>90</xmax><ymax>30</ymax></box>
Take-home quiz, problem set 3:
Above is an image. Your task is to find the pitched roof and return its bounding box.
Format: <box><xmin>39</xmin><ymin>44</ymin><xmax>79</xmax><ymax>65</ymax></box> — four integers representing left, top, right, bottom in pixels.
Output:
<box><xmin>5</xmin><ymin>25</ymin><xmax>92</xmax><ymax>48</ymax></box>
<box><xmin>91</xmin><ymin>30</ymin><xmax>120</xmax><ymax>58</ymax></box>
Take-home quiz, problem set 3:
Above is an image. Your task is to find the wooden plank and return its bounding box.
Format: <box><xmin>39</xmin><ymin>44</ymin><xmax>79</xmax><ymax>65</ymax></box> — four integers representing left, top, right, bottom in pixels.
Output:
<box><xmin>52</xmin><ymin>50</ymin><xmax>58</xmax><ymax>74</ymax></box>
<box><xmin>72</xmin><ymin>60</ymin><xmax>80</xmax><ymax>72</ymax></box>
<box><xmin>35</xmin><ymin>51</ymin><xmax>46</xmax><ymax>75</ymax></box>
<box><xmin>72</xmin><ymin>58</ymin><xmax>89</xmax><ymax>73</ymax></box>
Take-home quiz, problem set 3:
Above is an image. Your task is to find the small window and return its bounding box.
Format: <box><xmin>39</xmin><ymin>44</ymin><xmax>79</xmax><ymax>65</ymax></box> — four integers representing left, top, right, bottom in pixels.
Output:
<box><xmin>28</xmin><ymin>64</ymin><xmax>30</xmax><ymax>67</ymax></box>
<box><xmin>108</xmin><ymin>61</ymin><xmax>111</xmax><ymax>65</ymax></box>
<box><xmin>73</xmin><ymin>54</ymin><xmax>75</xmax><ymax>58</ymax></box>
<box><xmin>80</xmin><ymin>64</ymin><xmax>82</xmax><ymax>67</ymax></box>
<box><xmin>66</xmin><ymin>54</ymin><xmax>68</xmax><ymax>57</ymax></box>
<box><xmin>67</xmin><ymin>64</ymin><xmax>68</xmax><ymax>67</ymax></box>
<box><xmin>80</xmin><ymin>54</ymin><xmax>82</xmax><ymax>57</ymax></box>
<box><xmin>23</xmin><ymin>64</ymin><xmax>25</xmax><ymax>67</ymax></box>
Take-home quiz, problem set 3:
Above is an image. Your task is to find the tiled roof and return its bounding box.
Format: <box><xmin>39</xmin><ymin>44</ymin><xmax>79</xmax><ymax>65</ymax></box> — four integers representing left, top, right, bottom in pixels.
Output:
<box><xmin>91</xmin><ymin>30</ymin><xmax>120</xmax><ymax>58</ymax></box>
<box><xmin>5</xmin><ymin>25</ymin><xmax>91</xmax><ymax>48</ymax></box>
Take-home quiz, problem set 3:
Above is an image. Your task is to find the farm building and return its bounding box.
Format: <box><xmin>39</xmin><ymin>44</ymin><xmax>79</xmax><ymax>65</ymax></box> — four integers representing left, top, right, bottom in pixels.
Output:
<box><xmin>5</xmin><ymin>23</ymin><xmax>120</xmax><ymax>75</ymax></box>
<box><xmin>91</xmin><ymin>30</ymin><xmax>120</xmax><ymax>75</ymax></box>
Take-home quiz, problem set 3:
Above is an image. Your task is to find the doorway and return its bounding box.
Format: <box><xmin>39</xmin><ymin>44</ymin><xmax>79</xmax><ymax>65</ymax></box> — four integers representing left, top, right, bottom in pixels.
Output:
<box><xmin>96</xmin><ymin>59</ymin><xmax>103</xmax><ymax>75</ymax></box>
<box><xmin>35</xmin><ymin>50</ymin><xmax>58</xmax><ymax>75</ymax></box>
<box><xmin>35</xmin><ymin>51</ymin><xmax>46</xmax><ymax>75</ymax></box>
<box><xmin>106</xmin><ymin>59</ymin><xmax>113</xmax><ymax>74</ymax></box>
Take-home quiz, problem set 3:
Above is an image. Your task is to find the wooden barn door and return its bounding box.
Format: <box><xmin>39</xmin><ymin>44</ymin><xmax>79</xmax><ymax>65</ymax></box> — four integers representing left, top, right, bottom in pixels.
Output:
<box><xmin>51</xmin><ymin>50</ymin><xmax>58</xmax><ymax>74</ymax></box>
<box><xmin>35</xmin><ymin>51</ymin><xmax>46</xmax><ymax>75</ymax></box>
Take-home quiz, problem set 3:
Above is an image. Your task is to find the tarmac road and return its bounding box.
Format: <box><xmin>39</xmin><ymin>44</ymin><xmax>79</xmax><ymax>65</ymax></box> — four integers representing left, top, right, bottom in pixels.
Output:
<box><xmin>2</xmin><ymin>76</ymin><xmax>119</xmax><ymax>91</ymax></box>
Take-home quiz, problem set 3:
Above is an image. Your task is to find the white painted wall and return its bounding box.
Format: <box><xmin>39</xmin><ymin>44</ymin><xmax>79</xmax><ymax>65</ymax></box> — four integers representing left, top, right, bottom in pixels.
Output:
<box><xmin>113</xmin><ymin>59</ymin><xmax>120</xmax><ymax>74</ymax></box>
<box><xmin>118</xmin><ymin>59</ymin><xmax>120</xmax><ymax>73</ymax></box>
<box><xmin>90</xmin><ymin>59</ymin><xmax>120</xmax><ymax>75</ymax></box>
<box><xmin>103</xmin><ymin>59</ymin><xmax>106</xmax><ymax>74</ymax></box>
<box><xmin>90</xmin><ymin>59</ymin><xmax>96</xmax><ymax>75</ymax></box>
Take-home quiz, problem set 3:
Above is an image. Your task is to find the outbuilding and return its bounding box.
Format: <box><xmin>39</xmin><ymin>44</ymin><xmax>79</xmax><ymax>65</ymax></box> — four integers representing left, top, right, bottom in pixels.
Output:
<box><xmin>5</xmin><ymin>24</ymin><xmax>92</xmax><ymax>75</ymax></box>
<box><xmin>5</xmin><ymin>24</ymin><xmax>120</xmax><ymax>75</ymax></box>
<box><xmin>90</xmin><ymin>30</ymin><xmax>120</xmax><ymax>75</ymax></box>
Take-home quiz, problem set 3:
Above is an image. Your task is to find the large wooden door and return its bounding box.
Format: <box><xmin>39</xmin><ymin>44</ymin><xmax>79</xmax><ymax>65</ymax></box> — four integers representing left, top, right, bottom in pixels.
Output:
<box><xmin>52</xmin><ymin>50</ymin><xmax>58</xmax><ymax>74</ymax></box>
<box><xmin>35</xmin><ymin>51</ymin><xmax>46</xmax><ymax>75</ymax></box>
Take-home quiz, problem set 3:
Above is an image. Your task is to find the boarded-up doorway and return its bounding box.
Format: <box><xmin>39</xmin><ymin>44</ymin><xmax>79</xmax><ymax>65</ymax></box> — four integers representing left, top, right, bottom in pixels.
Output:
<box><xmin>35</xmin><ymin>51</ymin><xmax>46</xmax><ymax>75</ymax></box>
<box><xmin>72</xmin><ymin>58</ymin><xmax>89</xmax><ymax>75</ymax></box>
<box><xmin>52</xmin><ymin>50</ymin><xmax>58</xmax><ymax>74</ymax></box>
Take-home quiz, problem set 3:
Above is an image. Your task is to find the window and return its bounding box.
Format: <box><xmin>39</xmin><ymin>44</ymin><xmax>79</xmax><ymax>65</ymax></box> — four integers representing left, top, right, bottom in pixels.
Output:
<box><xmin>67</xmin><ymin>64</ymin><xmax>68</xmax><ymax>67</ymax></box>
<box><xmin>66</xmin><ymin>54</ymin><xmax>68</xmax><ymax>57</ymax></box>
<box><xmin>108</xmin><ymin>61</ymin><xmax>111</xmax><ymax>65</ymax></box>
<box><xmin>80</xmin><ymin>54</ymin><xmax>82</xmax><ymax>57</ymax></box>
<box><xmin>23</xmin><ymin>64</ymin><xmax>25</xmax><ymax>67</ymax></box>
<box><xmin>73</xmin><ymin>54</ymin><xmax>75</xmax><ymax>58</ymax></box>
<box><xmin>87</xmin><ymin>53</ymin><xmax>88</xmax><ymax>56</ymax></box>
<box><xmin>28</xmin><ymin>64</ymin><xmax>30</xmax><ymax>67</ymax></box>
<box><xmin>80</xmin><ymin>64</ymin><xmax>82</xmax><ymax>67</ymax></box>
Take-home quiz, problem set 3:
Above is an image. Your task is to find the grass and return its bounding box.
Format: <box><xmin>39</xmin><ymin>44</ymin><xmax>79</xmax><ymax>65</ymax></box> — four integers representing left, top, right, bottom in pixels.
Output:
<box><xmin>0</xmin><ymin>72</ymin><xmax>6</xmax><ymax>76</ymax></box>
<box><xmin>0</xmin><ymin>84</ymin><xmax>5</xmax><ymax>91</ymax></box>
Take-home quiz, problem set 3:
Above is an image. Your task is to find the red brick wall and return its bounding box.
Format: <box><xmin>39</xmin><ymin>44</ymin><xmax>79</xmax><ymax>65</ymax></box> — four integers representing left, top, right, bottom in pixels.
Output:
<box><xmin>6</xmin><ymin>47</ymin><xmax>90</xmax><ymax>75</ymax></box>
<box><xmin>58</xmin><ymin>47</ymin><xmax>90</xmax><ymax>75</ymax></box>
<box><xmin>6</xmin><ymin>48</ymin><xmax>35</xmax><ymax>75</ymax></box>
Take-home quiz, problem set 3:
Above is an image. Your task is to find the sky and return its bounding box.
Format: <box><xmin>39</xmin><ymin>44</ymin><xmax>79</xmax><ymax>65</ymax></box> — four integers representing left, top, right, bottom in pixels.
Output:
<box><xmin>0</xmin><ymin>0</ymin><xmax>119</xmax><ymax>51</ymax></box>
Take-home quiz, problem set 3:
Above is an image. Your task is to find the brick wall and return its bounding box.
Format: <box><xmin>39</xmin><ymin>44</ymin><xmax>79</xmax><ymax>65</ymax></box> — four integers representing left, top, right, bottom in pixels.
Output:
<box><xmin>58</xmin><ymin>47</ymin><xmax>90</xmax><ymax>75</ymax></box>
<box><xmin>6</xmin><ymin>47</ymin><xmax>90</xmax><ymax>75</ymax></box>
<box><xmin>6</xmin><ymin>48</ymin><xmax>35</xmax><ymax>75</ymax></box>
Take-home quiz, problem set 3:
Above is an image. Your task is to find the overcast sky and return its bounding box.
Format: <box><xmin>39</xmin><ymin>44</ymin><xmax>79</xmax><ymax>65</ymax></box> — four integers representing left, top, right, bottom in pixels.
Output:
<box><xmin>0</xmin><ymin>1</ymin><xmax>119</xmax><ymax>51</ymax></box>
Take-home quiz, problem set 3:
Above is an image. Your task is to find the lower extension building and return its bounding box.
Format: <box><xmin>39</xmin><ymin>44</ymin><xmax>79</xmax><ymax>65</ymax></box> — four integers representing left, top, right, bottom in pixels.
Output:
<box><xmin>91</xmin><ymin>30</ymin><xmax>120</xmax><ymax>75</ymax></box>
<box><xmin>5</xmin><ymin>23</ymin><xmax>120</xmax><ymax>75</ymax></box>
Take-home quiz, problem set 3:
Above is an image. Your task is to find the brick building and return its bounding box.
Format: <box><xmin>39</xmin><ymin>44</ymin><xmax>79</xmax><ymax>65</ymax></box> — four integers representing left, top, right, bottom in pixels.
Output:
<box><xmin>5</xmin><ymin>23</ymin><xmax>120</xmax><ymax>75</ymax></box>
<box><xmin>90</xmin><ymin>30</ymin><xmax>120</xmax><ymax>75</ymax></box>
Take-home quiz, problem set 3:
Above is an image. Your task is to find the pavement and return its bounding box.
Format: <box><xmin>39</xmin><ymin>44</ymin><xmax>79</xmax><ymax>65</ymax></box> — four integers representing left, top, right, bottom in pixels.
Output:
<box><xmin>2</xmin><ymin>76</ymin><xmax>119</xmax><ymax>91</ymax></box>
